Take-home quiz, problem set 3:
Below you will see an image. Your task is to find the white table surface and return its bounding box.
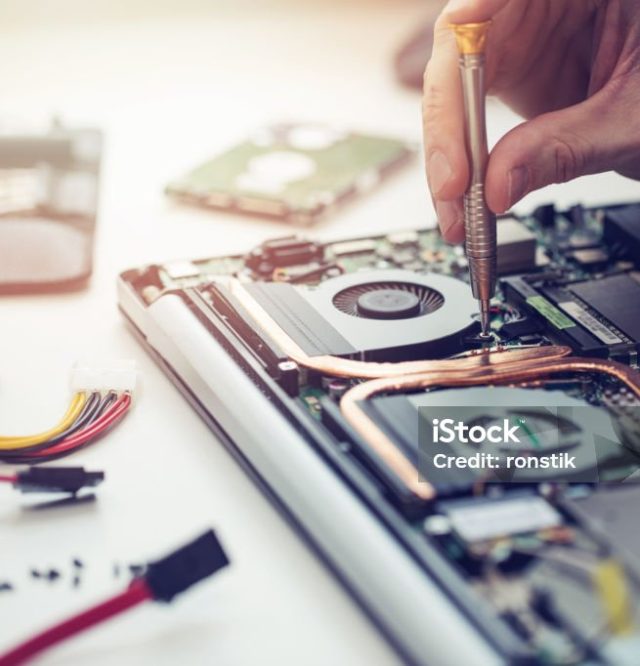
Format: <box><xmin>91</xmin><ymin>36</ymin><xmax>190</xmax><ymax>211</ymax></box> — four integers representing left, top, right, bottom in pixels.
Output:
<box><xmin>0</xmin><ymin>1</ymin><xmax>638</xmax><ymax>664</ymax></box>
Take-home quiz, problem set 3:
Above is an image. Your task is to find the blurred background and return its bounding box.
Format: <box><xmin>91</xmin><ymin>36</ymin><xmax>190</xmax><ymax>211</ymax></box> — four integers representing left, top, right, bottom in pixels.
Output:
<box><xmin>0</xmin><ymin>0</ymin><xmax>444</xmax><ymax>398</ymax></box>
<box><xmin>0</xmin><ymin>0</ymin><xmax>441</xmax><ymax>267</ymax></box>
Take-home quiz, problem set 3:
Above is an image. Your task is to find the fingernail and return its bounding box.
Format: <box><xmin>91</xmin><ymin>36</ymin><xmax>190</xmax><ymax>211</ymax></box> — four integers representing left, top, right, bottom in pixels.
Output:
<box><xmin>436</xmin><ymin>200</ymin><xmax>464</xmax><ymax>241</ymax></box>
<box><xmin>428</xmin><ymin>150</ymin><xmax>452</xmax><ymax>198</ymax></box>
<box><xmin>507</xmin><ymin>166</ymin><xmax>529</xmax><ymax>208</ymax></box>
<box><xmin>445</xmin><ymin>0</ymin><xmax>470</xmax><ymax>11</ymax></box>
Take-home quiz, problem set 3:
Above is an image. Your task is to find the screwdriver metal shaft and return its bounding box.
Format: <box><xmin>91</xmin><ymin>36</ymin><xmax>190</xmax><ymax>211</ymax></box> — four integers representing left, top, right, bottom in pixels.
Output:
<box><xmin>450</xmin><ymin>21</ymin><xmax>496</xmax><ymax>337</ymax></box>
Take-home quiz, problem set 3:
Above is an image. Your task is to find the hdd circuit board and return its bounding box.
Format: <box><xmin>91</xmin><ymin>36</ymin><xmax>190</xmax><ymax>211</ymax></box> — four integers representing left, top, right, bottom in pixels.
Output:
<box><xmin>121</xmin><ymin>201</ymin><xmax>640</xmax><ymax>665</ymax></box>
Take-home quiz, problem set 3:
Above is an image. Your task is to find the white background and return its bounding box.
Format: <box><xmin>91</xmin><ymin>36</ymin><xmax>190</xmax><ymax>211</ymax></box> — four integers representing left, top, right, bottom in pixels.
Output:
<box><xmin>0</xmin><ymin>1</ymin><xmax>638</xmax><ymax>664</ymax></box>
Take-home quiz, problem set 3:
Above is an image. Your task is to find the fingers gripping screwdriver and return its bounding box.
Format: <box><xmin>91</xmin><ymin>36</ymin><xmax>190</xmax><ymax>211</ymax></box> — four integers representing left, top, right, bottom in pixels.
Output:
<box><xmin>450</xmin><ymin>21</ymin><xmax>496</xmax><ymax>337</ymax></box>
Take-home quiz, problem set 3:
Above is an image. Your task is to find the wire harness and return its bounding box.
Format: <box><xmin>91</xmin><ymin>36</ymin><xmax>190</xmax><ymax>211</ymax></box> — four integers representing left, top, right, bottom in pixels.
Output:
<box><xmin>0</xmin><ymin>362</ymin><xmax>136</xmax><ymax>464</ymax></box>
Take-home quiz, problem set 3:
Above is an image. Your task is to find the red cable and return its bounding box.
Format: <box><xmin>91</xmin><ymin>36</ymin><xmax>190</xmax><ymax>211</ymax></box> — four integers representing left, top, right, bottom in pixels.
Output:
<box><xmin>0</xmin><ymin>578</ymin><xmax>152</xmax><ymax>666</ymax></box>
<box><xmin>0</xmin><ymin>474</ymin><xmax>17</xmax><ymax>483</ymax></box>
<box><xmin>27</xmin><ymin>394</ymin><xmax>132</xmax><ymax>459</ymax></box>
<box><xmin>46</xmin><ymin>395</ymin><xmax>131</xmax><ymax>453</ymax></box>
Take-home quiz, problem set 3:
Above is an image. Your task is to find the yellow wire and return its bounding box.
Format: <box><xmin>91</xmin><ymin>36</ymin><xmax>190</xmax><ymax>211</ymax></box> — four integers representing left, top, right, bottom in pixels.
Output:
<box><xmin>0</xmin><ymin>393</ymin><xmax>87</xmax><ymax>450</ymax></box>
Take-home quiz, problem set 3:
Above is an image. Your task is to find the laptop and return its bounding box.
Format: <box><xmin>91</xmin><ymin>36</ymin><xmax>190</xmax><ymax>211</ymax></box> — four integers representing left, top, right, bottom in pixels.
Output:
<box><xmin>118</xmin><ymin>200</ymin><xmax>640</xmax><ymax>665</ymax></box>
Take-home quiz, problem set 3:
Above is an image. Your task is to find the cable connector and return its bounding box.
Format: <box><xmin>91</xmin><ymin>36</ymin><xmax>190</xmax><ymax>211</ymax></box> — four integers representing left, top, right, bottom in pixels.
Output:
<box><xmin>143</xmin><ymin>530</ymin><xmax>230</xmax><ymax>602</ymax></box>
<box><xmin>14</xmin><ymin>466</ymin><xmax>104</xmax><ymax>494</ymax></box>
<box><xmin>71</xmin><ymin>360</ymin><xmax>137</xmax><ymax>394</ymax></box>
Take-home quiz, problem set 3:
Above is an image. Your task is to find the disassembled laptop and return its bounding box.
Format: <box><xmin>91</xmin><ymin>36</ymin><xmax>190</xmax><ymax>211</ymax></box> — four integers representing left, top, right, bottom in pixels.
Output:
<box><xmin>119</xmin><ymin>201</ymin><xmax>640</xmax><ymax>665</ymax></box>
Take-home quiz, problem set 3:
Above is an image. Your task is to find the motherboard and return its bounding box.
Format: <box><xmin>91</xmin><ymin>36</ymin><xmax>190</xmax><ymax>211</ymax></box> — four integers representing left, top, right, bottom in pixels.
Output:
<box><xmin>120</xmin><ymin>201</ymin><xmax>640</xmax><ymax>664</ymax></box>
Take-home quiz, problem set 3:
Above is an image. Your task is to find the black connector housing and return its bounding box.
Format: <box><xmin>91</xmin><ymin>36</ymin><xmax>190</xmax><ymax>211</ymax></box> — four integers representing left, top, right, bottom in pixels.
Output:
<box><xmin>16</xmin><ymin>466</ymin><xmax>104</xmax><ymax>494</ymax></box>
<box><xmin>144</xmin><ymin>530</ymin><xmax>230</xmax><ymax>602</ymax></box>
<box><xmin>245</xmin><ymin>237</ymin><xmax>323</xmax><ymax>275</ymax></box>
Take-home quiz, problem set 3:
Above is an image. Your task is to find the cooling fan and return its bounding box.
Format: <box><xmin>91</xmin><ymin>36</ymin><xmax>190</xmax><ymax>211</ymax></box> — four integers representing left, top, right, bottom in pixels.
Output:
<box><xmin>244</xmin><ymin>269</ymin><xmax>479</xmax><ymax>361</ymax></box>
<box><xmin>333</xmin><ymin>281</ymin><xmax>445</xmax><ymax>320</ymax></box>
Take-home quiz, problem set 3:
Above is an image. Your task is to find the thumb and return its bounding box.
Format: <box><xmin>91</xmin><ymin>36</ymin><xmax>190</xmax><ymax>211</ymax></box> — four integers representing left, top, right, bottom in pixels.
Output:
<box><xmin>485</xmin><ymin>92</ymin><xmax>632</xmax><ymax>213</ymax></box>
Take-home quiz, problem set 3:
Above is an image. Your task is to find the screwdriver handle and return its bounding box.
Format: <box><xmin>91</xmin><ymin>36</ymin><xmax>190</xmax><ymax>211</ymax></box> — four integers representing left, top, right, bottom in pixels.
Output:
<box><xmin>464</xmin><ymin>182</ymin><xmax>496</xmax><ymax>301</ymax></box>
<box><xmin>455</xmin><ymin>42</ymin><xmax>497</xmax><ymax>303</ymax></box>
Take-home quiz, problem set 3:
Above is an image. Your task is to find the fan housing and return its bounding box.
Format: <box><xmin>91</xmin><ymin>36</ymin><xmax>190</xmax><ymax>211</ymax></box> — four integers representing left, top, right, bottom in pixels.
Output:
<box><xmin>244</xmin><ymin>269</ymin><xmax>479</xmax><ymax>361</ymax></box>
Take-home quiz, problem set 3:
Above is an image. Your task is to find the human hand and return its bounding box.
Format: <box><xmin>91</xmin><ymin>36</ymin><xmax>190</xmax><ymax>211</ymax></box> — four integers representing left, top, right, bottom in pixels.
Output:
<box><xmin>423</xmin><ymin>0</ymin><xmax>640</xmax><ymax>242</ymax></box>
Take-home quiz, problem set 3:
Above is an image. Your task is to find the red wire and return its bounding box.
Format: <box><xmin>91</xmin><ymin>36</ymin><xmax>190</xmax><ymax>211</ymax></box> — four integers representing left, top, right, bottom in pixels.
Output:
<box><xmin>0</xmin><ymin>578</ymin><xmax>152</xmax><ymax>666</ymax></box>
<box><xmin>0</xmin><ymin>474</ymin><xmax>17</xmax><ymax>483</ymax></box>
<box><xmin>44</xmin><ymin>395</ymin><xmax>130</xmax><ymax>452</ymax></box>
<box><xmin>27</xmin><ymin>394</ymin><xmax>132</xmax><ymax>459</ymax></box>
<box><xmin>48</xmin><ymin>395</ymin><xmax>131</xmax><ymax>453</ymax></box>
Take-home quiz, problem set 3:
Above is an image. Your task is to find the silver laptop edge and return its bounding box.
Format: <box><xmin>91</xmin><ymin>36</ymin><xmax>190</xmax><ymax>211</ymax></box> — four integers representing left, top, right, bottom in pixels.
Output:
<box><xmin>118</xmin><ymin>281</ymin><xmax>502</xmax><ymax>666</ymax></box>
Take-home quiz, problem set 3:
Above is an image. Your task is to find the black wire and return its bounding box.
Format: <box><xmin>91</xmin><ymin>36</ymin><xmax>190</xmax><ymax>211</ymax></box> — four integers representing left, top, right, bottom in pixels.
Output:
<box><xmin>47</xmin><ymin>392</ymin><xmax>104</xmax><ymax>444</ymax></box>
<box><xmin>0</xmin><ymin>392</ymin><xmax>117</xmax><ymax>463</ymax></box>
<box><xmin>93</xmin><ymin>392</ymin><xmax>119</xmax><ymax>419</ymax></box>
<box><xmin>9</xmin><ymin>393</ymin><xmax>124</xmax><ymax>464</ymax></box>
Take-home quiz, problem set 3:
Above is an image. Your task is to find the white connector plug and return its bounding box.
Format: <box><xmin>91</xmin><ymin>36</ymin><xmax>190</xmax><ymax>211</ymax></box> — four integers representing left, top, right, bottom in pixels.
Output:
<box><xmin>71</xmin><ymin>360</ymin><xmax>138</xmax><ymax>394</ymax></box>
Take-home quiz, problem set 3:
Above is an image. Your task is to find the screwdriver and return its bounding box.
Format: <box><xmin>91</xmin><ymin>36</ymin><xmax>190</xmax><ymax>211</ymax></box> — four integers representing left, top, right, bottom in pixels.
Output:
<box><xmin>450</xmin><ymin>21</ymin><xmax>496</xmax><ymax>338</ymax></box>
